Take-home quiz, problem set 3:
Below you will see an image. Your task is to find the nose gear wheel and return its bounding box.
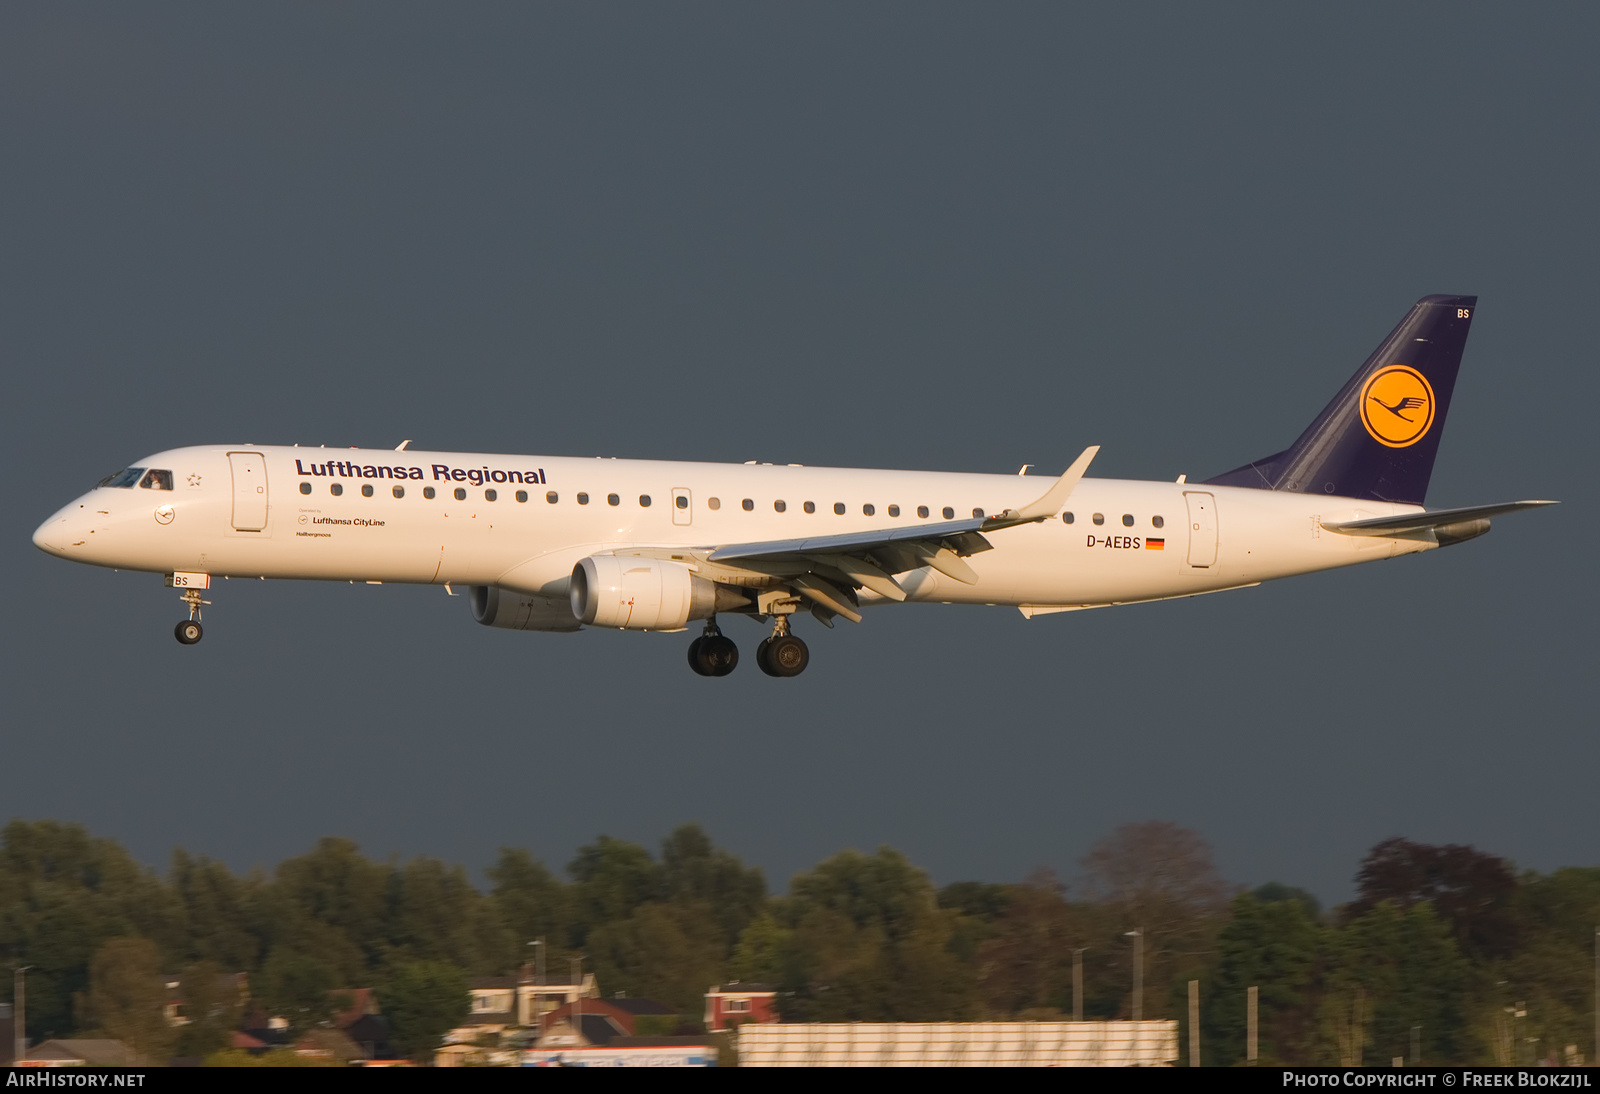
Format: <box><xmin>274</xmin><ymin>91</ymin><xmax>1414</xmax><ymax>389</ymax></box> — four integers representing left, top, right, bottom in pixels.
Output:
<box><xmin>174</xmin><ymin>587</ymin><xmax>210</xmax><ymax>645</ymax></box>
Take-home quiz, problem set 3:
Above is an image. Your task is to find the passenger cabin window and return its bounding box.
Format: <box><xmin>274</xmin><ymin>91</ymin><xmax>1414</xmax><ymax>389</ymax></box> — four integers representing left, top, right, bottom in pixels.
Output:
<box><xmin>676</xmin><ymin>495</ymin><xmax>689</xmax><ymax>509</ymax></box>
<box><xmin>639</xmin><ymin>495</ymin><xmax>651</xmax><ymax>507</ymax></box>
<box><xmin>330</xmin><ymin>483</ymin><xmax>344</xmax><ymax>496</ymax></box>
<box><xmin>942</xmin><ymin>507</ymin><xmax>955</xmax><ymax>519</ymax></box>
<box><xmin>454</xmin><ymin>487</ymin><xmax>466</xmax><ymax>500</ymax></box>
<box><xmin>863</xmin><ymin>504</ymin><xmax>875</xmax><ymax>516</ymax></box>
<box><xmin>742</xmin><ymin>499</ymin><xmax>754</xmax><ymax>511</ymax></box>
<box><xmin>1152</xmin><ymin>515</ymin><xmax>1164</xmax><ymax>528</ymax></box>
<box><xmin>707</xmin><ymin>497</ymin><xmax>720</xmax><ymax>510</ymax></box>
<box><xmin>1092</xmin><ymin>513</ymin><xmax>1104</xmax><ymax>525</ymax></box>
<box><xmin>299</xmin><ymin>482</ymin><xmax>312</xmax><ymax>495</ymax></box>
<box><xmin>917</xmin><ymin>506</ymin><xmax>929</xmax><ymax>518</ymax></box>
<box><xmin>547</xmin><ymin>492</ymin><xmax>559</xmax><ymax>504</ymax></box>
<box><xmin>973</xmin><ymin>508</ymin><xmax>984</xmax><ymax>518</ymax></box>
<box><xmin>607</xmin><ymin>494</ymin><xmax>620</xmax><ymax>506</ymax></box>
<box><xmin>516</xmin><ymin>490</ymin><xmax>528</xmax><ymax>502</ymax></box>
<box><xmin>833</xmin><ymin>502</ymin><xmax>846</xmax><ymax>515</ymax></box>
<box><xmin>803</xmin><ymin>501</ymin><xmax>815</xmax><ymax>514</ymax></box>
<box><xmin>101</xmin><ymin>467</ymin><xmax>145</xmax><ymax>488</ymax></box>
<box><xmin>774</xmin><ymin>500</ymin><xmax>786</xmax><ymax>512</ymax></box>
<box><xmin>393</xmin><ymin>486</ymin><xmax>405</xmax><ymax>498</ymax></box>
<box><xmin>1122</xmin><ymin>514</ymin><xmax>1134</xmax><ymax>527</ymax></box>
<box><xmin>140</xmin><ymin>470</ymin><xmax>173</xmax><ymax>490</ymax></box>
<box><xmin>361</xmin><ymin>484</ymin><xmax>374</xmax><ymax>497</ymax></box>
<box><xmin>576</xmin><ymin>492</ymin><xmax>588</xmax><ymax>504</ymax></box>
<box><xmin>485</xmin><ymin>489</ymin><xmax>497</xmax><ymax>501</ymax></box>
<box><xmin>888</xmin><ymin>505</ymin><xmax>900</xmax><ymax>517</ymax></box>
<box><xmin>423</xmin><ymin>487</ymin><xmax>436</xmax><ymax>499</ymax></box>
<box><xmin>1062</xmin><ymin>511</ymin><xmax>1074</xmax><ymax>524</ymax></box>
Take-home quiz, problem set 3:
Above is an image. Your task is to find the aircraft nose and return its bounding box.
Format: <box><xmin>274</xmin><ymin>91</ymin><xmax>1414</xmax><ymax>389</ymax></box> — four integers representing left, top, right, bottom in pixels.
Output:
<box><xmin>33</xmin><ymin>502</ymin><xmax>89</xmax><ymax>557</ymax></box>
<box><xmin>33</xmin><ymin>515</ymin><xmax>67</xmax><ymax>555</ymax></box>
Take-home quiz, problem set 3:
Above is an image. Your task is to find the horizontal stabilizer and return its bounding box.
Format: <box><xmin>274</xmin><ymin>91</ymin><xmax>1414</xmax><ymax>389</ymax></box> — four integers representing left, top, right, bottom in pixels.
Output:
<box><xmin>1321</xmin><ymin>500</ymin><xmax>1557</xmax><ymax>536</ymax></box>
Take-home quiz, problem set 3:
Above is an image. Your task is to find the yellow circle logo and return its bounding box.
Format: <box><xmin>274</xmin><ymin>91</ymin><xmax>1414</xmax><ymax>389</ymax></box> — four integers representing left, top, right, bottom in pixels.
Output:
<box><xmin>1360</xmin><ymin>365</ymin><xmax>1435</xmax><ymax>448</ymax></box>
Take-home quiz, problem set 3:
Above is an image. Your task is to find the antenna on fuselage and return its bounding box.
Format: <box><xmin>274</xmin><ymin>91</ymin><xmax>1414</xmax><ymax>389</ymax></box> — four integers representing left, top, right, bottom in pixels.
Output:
<box><xmin>396</xmin><ymin>439</ymin><xmax>412</xmax><ymax>451</ymax></box>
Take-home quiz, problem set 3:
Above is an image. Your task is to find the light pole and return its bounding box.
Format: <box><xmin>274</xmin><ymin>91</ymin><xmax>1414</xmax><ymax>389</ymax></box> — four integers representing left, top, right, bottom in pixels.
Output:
<box><xmin>1073</xmin><ymin>949</ymin><xmax>1085</xmax><ymax>1022</ymax></box>
<box><xmin>525</xmin><ymin>940</ymin><xmax>545</xmax><ymax>1029</ymax></box>
<box><xmin>571</xmin><ymin>956</ymin><xmax>584</xmax><ymax>1044</ymax></box>
<box><xmin>1125</xmin><ymin>930</ymin><xmax>1144</xmax><ymax>1021</ymax></box>
<box><xmin>12</xmin><ymin>966</ymin><xmax>31</xmax><ymax>1066</ymax></box>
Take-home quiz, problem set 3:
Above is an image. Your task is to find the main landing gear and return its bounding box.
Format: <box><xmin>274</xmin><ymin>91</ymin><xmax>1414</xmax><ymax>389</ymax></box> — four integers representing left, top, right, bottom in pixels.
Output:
<box><xmin>687</xmin><ymin>620</ymin><xmax>739</xmax><ymax>677</ymax></box>
<box><xmin>755</xmin><ymin>615</ymin><xmax>809</xmax><ymax>678</ymax></box>
<box><xmin>174</xmin><ymin>588</ymin><xmax>209</xmax><ymax>645</ymax></box>
<box><xmin>686</xmin><ymin>614</ymin><xmax>811</xmax><ymax>678</ymax></box>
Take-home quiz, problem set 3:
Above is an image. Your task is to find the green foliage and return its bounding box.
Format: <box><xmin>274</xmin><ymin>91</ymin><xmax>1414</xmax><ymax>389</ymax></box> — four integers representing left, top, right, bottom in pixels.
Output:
<box><xmin>487</xmin><ymin>848</ymin><xmax>570</xmax><ymax>954</ymax></box>
<box><xmin>588</xmin><ymin>902</ymin><xmax>725</xmax><ymax>1013</ymax></box>
<box><xmin>660</xmin><ymin>824</ymin><xmax>767</xmax><ymax>949</ymax></box>
<box><xmin>382</xmin><ymin>960</ymin><xmax>470</xmax><ymax>1063</ymax></box>
<box><xmin>1253</xmin><ymin>882</ymin><xmax>1322</xmax><ymax>921</ymax></box>
<box><xmin>2</xmin><ymin>819</ymin><xmax>1596</xmax><ymax>1067</ymax></box>
<box><xmin>567</xmin><ymin>835</ymin><xmax>661</xmax><ymax>946</ymax></box>
<box><xmin>255</xmin><ymin>948</ymin><xmax>342</xmax><ymax>1036</ymax></box>
<box><xmin>1203</xmin><ymin>893</ymin><xmax>1320</xmax><ymax>1064</ymax></box>
<box><xmin>85</xmin><ymin>936</ymin><xmax>174</xmax><ymax>1063</ymax></box>
<box><xmin>172</xmin><ymin>960</ymin><xmax>245</xmax><ymax>1059</ymax></box>
<box><xmin>778</xmin><ymin>847</ymin><xmax>979</xmax><ymax>1021</ymax></box>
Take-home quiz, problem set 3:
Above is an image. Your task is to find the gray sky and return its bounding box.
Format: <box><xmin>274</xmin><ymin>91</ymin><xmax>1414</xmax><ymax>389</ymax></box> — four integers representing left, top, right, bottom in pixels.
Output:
<box><xmin>3</xmin><ymin>4</ymin><xmax>1595</xmax><ymax>906</ymax></box>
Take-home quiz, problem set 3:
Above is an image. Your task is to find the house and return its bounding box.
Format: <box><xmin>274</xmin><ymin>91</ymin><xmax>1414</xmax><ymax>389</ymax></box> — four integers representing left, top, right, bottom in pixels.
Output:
<box><xmin>20</xmin><ymin>1040</ymin><xmax>146</xmax><ymax>1067</ymax></box>
<box><xmin>446</xmin><ymin>967</ymin><xmax>597</xmax><ymax>1046</ymax></box>
<box><xmin>704</xmin><ymin>982</ymin><xmax>779</xmax><ymax>1031</ymax></box>
<box><xmin>538</xmin><ymin>996</ymin><xmax>675</xmax><ymax>1046</ymax></box>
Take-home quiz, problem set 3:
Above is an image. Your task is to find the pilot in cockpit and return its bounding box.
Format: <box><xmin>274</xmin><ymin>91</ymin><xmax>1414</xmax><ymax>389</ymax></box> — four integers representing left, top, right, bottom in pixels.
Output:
<box><xmin>140</xmin><ymin>469</ymin><xmax>173</xmax><ymax>490</ymax></box>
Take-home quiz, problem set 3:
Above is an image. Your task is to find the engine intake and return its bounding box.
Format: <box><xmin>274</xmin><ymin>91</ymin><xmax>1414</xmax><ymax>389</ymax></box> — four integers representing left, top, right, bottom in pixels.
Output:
<box><xmin>570</xmin><ymin>556</ymin><xmax>746</xmax><ymax>630</ymax></box>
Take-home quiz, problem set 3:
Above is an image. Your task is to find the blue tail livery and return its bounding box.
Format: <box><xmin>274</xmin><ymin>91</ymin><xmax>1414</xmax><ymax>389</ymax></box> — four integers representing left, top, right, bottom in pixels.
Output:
<box><xmin>1205</xmin><ymin>294</ymin><xmax>1476</xmax><ymax>504</ymax></box>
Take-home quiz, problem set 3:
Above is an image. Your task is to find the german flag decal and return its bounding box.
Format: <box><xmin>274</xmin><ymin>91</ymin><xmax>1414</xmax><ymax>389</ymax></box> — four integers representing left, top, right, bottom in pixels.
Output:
<box><xmin>1146</xmin><ymin>538</ymin><xmax>1165</xmax><ymax>550</ymax></box>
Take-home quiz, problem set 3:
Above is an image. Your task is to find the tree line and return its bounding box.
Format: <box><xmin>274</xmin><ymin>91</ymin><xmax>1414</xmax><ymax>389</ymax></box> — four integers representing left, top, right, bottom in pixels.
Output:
<box><xmin>1</xmin><ymin>817</ymin><xmax>1594</xmax><ymax>1064</ymax></box>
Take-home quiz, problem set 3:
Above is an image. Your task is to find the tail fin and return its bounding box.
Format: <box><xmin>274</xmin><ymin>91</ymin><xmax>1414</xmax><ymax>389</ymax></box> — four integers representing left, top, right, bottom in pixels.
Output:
<box><xmin>1204</xmin><ymin>295</ymin><xmax>1476</xmax><ymax>505</ymax></box>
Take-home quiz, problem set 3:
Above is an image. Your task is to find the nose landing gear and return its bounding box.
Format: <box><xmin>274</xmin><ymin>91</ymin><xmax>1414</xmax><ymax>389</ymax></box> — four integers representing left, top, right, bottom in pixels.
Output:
<box><xmin>174</xmin><ymin>588</ymin><xmax>209</xmax><ymax>645</ymax></box>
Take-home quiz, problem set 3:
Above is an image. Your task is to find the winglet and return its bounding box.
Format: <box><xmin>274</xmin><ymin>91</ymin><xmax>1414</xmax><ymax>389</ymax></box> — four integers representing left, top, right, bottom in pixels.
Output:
<box><xmin>990</xmin><ymin>446</ymin><xmax>1100</xmax><ymax>525</ymax></box>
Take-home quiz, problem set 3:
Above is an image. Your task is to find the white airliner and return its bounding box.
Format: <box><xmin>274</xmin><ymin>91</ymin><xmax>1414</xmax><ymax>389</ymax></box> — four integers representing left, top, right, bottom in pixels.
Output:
<box><xmin>33</xmin><ymin>295</ymin><xmax>1552</xmax><ymax>677</ymax></box>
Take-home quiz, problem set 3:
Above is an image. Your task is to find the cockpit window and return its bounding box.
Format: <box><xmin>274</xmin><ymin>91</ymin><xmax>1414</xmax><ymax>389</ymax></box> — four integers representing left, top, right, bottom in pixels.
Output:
<box><xmin>140</xmin><ymin>469</ymin><xmax>174</xmax><ymax>490</ymax></box>
<box><xmin>100</xmin><ymin>467</ymin><xmax>145</xmax><ymax>488</ymax></box>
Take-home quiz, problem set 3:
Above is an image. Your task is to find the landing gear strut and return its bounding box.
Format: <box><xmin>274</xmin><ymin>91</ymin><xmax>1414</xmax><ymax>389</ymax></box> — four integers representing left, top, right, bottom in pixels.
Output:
<box><xmin>174</xmin><ymin>588</ymin><xmax>208</xmax><ymax>645</ymax></box>
<box><xmin>687</xmin><ymin>619</ymin><xmax>739</xmax><ymax>677</ymax></box>
<box><xmin>756</xmin><ymin>614</ymin><xmax>809</xmax><ymax>678</ymax></box>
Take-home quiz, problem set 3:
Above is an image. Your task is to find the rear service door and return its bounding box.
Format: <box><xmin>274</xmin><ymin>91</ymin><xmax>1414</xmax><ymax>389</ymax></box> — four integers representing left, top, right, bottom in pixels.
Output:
<box><xmin>671</xmin><ymin>488</ymin><xmax>692</xmax><ymax>526</ymax></box>
<box><xmin>228</xmin><ymin>452</ymin><xmax>269</xmax><ymax>531</ymax></box>
<box><xmin>1183</xmin><ymin>491</ymin><xmax>1217</xmax><ymax>567</ymax></box>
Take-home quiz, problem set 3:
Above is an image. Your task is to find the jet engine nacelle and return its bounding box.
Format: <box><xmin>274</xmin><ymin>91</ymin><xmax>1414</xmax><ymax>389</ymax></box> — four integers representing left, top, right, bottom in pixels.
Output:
<box><xmin>470</xmin><ymin>585</ymin><xmax>584</xmax><ymax>632</ymax></box>
<box><xmin>569</xmin><ymin>556</ymin><xmax>745</xmax><ymax>630</ymax></box>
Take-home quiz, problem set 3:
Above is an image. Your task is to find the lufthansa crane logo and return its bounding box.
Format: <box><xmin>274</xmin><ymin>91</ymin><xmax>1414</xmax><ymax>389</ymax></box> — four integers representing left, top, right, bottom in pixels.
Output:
<box><xmin>1360</xmin><ymin>365</ymin><xmax>1436</xmax><ymax>448</ymax></box>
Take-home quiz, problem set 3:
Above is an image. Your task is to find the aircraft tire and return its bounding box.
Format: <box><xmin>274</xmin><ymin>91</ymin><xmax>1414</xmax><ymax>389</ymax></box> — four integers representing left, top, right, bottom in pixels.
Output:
<box><xmin>687</xmin><ymin>637</ymin><xmax>709</xmax><ymax>675</ymax></box>
<box><xmin>702</xmin><ymin>635</ymin><xmax>739</xmax><ymax>677</ymax></box>
<box><xmin>755</xmin><ymin>637</ymin><xmax>778</xmax><ymax>677</ymax></box>
<box><xmin>766</xmin><ymin>634</ymin><xmax>809</xmax><ymax>677</ymax></box>
<box><xmin>175</xmin><ymin>620</ymin><xmax>203</xmax><ymax>645</ymax></box>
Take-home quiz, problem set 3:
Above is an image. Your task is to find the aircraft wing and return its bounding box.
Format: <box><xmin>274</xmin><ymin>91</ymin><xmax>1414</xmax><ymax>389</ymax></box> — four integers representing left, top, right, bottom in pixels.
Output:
<box><xmin>625</xmin><ymin>447</ymin><xmax>1100</xmax><ymax>624</ymax></box>
<box><xmin>1320</xmin><ymin>499</ymin><xmax>1557</xmax><ymax>536</ymax></box>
